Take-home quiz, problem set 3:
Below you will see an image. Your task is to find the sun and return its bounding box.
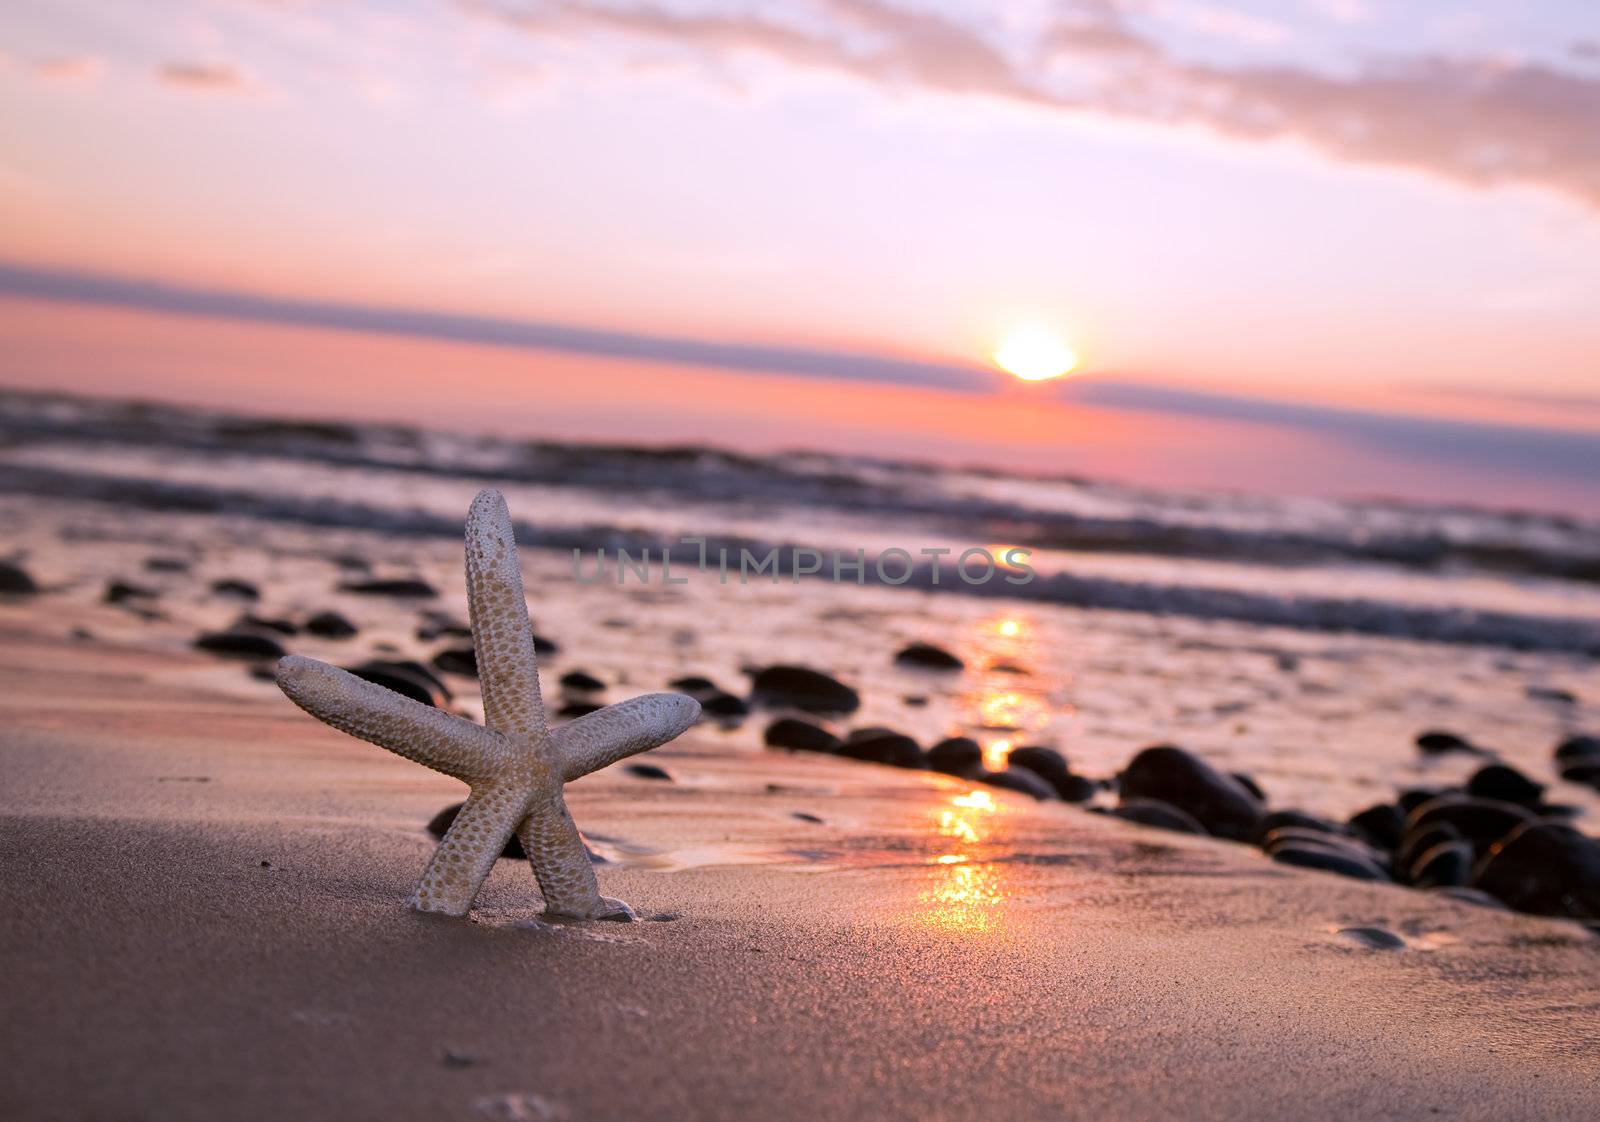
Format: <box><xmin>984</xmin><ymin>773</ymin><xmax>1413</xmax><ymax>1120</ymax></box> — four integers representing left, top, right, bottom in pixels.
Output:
<box><xmin>993</xmin><ymin>326</ymin><xmax>1078</xmax><ymax>382</ymax></box>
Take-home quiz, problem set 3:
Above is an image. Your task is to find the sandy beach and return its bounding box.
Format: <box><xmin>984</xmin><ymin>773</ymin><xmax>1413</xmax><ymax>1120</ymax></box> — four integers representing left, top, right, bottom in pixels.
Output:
<box><xmin>4</xmin><ymin>614</ymin><xmax>1597</xmax><ymax>1121</ymax></box>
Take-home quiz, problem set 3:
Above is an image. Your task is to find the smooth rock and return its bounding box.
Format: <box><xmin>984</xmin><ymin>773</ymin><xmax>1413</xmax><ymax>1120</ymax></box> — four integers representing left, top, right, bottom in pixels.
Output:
<box><xmin>982</xmin><ymin>767</ymin><xmax>1056</xmax><ymax>800</ymax></box>
<box><xmin>104</xmin><ymin>580</ymin><xmax>158</xmax><ymax>604</ymax></box>
<box><xmin>143</xmin><ymin>556</ymin><xmax>191</xmax><ymax>573</ymax></box>
<box><xmin>1407</xmin><ymin>795</ymin><xmax>1533</xmax><ymax>856</ymax></box>
<box><xmin>836</xmin><ymin>732</ymin><xmax>924</xmax><ymax>769</ymax></box>
<box><xmin>1410</xmin><ymin>840</ymin><xmax>1474</xmax><ymax>888</ymax></box>
<box><xmin>1397</xmin><ymin>788</ymin><xmax>1446</xmax><ymax>814</ymax></box>
<box><xmin>234</xmin><ymin>614</ymin><xmax>297</xmax><ymax>636</ymax></box>
<box><xmin>762</xmin><ymin>718</ymin><xmax>839</xmax><ymax>753</ymax></box>
<box><xmin>1554</xmin><ymin>734</ymin><xmax>1600</xmax><ymax>762</ymax></box>
<box><xmin>560</xmin><ymin>670</ymin><xmax>606</xmax><ymax>693</ymax></box>
<box><xmin>1397</xmin><ymin>822</ymin><xmax>1463</xmax><ymax>876</ymax></box>
<box><xmin>927</xmin><ymin>737</ymin><xmax>983</xmax><ymax>777</ymax></box>
<box><xmin>1119</xmin><ymin>744</ymin><xmax>1263</xmax><ymax>842</ymax></box>
<box><xmin>1414</xmin><ymin>729</ymin><xmax>1483</xmax><ymax>756</ymax></box>
<box><xmin>0</xmin><ymin>562</ymin><xmax>39</xmax><ymax>594</ymax></box>
<box><xmin>555</xmin><ymin>700</ymin><xmax>603</xmax><ymax>719</ymax></box>
<box><xmin>748</xmin><ymin>665</ymin><xmax>860</xmax><ymax>714</ymax></box>
<box><xmin>667</xmin><ymin>676</ymin><xmax>719</xmax><ymax>696</ymax></box>
<box><xmin>624</xmin><ymin>763</ymin><xmax>673</xmax><ymax>781</ymax></box>
<box><xmin>1466</xmin><ymin>763</ymin><xmax>1544</xmax><ymax>807</ymax></box>
<box><xmin>209</xmin><ymin>578</ymin><xmax>260</xmax><ymax>600</ymax></box>
<box><xmin>194</xmin><ymin>629</ymin><xmax>286</xmax><ymax>659</ymax></box>
<box><xmin>1231</xmin><ymin>772</ymin><xmax>1267</xmax><ymax>801</ymax></box>
<box><xmin>699</xmin><ymin>692</ymin><xmax>750</xmax><ymax>718</ymax></box>
<box><xmin>893</xmin><ymin>642</ymin><xmax>964</xmax><ymax>671</ymax></box>
<box><xmin>1005</xmin><ymin>746</ymin><xmax>1072</xmax><ymax>795</ymax></box>
<box><xmin>344</xmin><ymin>660</ymin><xmax>450</xmax><ymax>708</ymax></box>
<box><xmin>303</xmin><ymin>611</ymin><xmax>358</xmax><ymax>639</ymax></box>
<box><xmin>1526</xmin><ymin>685</ymin><xmax>1577</xmax><ymax>704</ymax></box>
<box><xmin>1347</xmin><ymin>803</ymin><xmax>1406</xmax><ymax>850</ymax></box>
<box><xmin>1336</xmin><ymin>926</ymin><xmax>1406</xmax><ymax>950</ymax></box>
<box><xmin>431</xmin><ymin>647</ymin><xmax>478</xmax><ymax>677</ymax></box>
<box><xmin>1472</xmin><ymin>821</ymin><xmax>1600</xmax><ymax>920</ymax></box>
<box><xmin>1110</xmin><ymin>799</ymin><xmax>1206</xmax><ymax>834</ymax></box>
<box><xmin>1429</xmin><ymin>886</ymin><xmax>1508</xmax><ymax>910</ymax></box>
<box><xmin>340</xmin><ymin>577</ymin><xmax>437</xmax><ymax>598</ymax></box>
<box><xmin>1257</xmin><ymin>810</ymin><xmax>1344</xmax><ymax>843</ymax></box>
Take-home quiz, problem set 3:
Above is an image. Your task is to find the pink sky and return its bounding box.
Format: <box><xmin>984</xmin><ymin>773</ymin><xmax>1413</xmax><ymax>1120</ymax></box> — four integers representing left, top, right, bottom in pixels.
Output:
<box><xmin>2</xmin><ymin>1</ymin><xmax>1598</xmax><ymax>512</ymax></box>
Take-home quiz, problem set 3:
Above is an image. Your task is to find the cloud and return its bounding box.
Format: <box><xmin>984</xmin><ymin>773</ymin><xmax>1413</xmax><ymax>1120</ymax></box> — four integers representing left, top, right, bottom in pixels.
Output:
<box><xmin>33</xmin><ymin>56</ymin><xmax>103</xmax><ymax>84</ymax></box>
<box><xmin>157</xmin><ymin>62</ymin><xmax>248</xmax><ymax>92</ymax></box>
<box><xmin>468</xmin><ymin>1</ymin><xmax>1600</xmax><ymax>211</ymax></box>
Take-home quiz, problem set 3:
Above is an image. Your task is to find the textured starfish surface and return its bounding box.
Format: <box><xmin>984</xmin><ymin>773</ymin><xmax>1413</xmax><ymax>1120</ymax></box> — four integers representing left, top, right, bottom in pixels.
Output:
<box><xmin>276</xmin><ymin>488</ymin><xmax>700</xmax><ymax>921</ymax></box>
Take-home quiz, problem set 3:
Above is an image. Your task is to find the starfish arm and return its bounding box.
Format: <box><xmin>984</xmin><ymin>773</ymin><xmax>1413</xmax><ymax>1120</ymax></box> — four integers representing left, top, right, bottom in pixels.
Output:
<box><xmin>515</xmin><ymin>790</ymin><xmax>631</xmax><ymax>920</ymax></box>
<box><xmin>464</xmin><ymin>489</ymin><xmax>547</xmax><ymax>738</ymax></box>
<box><xmin>411</xmin><ymin>781</ymin><xmax>528</xmax><ymax>916</ymax></box>
<box><xmin>553</xmin><ymin>692</ymin><xmax>702</xmax><ymax>781</ymax></box>
<box><xmin>275</xmin><ymin>655</ymin><xmax>504</xmax><ymax>785</ymax></box>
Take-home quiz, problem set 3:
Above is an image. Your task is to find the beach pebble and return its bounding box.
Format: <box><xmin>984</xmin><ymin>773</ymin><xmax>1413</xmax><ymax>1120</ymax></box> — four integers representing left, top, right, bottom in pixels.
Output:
<box><xmin>104</xmin><ymin>579</ymin><xmax>159</xmax><ymax>604</ymax></box>
<box><xmin>1347</xmin><ymin>803</ymin><xmax>1406</xmax><ymax>850</ymax></box>
<box><xmin>1119</xmin><ymin>744</ymin><xmax>1264</xmax><ymax>842</ymax></box>
<box><xmin>1414</xmin><ymin>729</ymin><xmax>1483</xmax><ymax>756</ymax></box>
<box><xmin>304</xmin><ymin>610</ymin><xmax>358</xmax><ymax>639</ymax></box>
<box><xmin>1429</xmin><ymin>886</ymin><xmax>1508</xmax><ymax>910</ymax></box>
<box><xmin>902</xmin><ymin>695</ymin><xmax>928</xmax><ymax>707</ymax></box>
<box><xmin>1271</xmin><ymin>845</ymin><xmax>1388</xmax><ymax>881</ymax></box>
<box><xmin>1527</xmin><ymin>685</ymin><xmax>1578</xmax><ymax>704</ymax></box>
<box><xmin>210</xmin><ymin>578</ymin><xmax>260</xmax><ymax>600</ymax></box>
<box><xmin>748</xmin><ymin>665</ymin><xmax>861</xmax><ymax>714</ymax></box>
<box><xmin>624</xmin><ymin>762</ymin><xmax>673</xmax><ymax>781</ymax></box>
<box><xmin>143</xmin><ymin>556</ymin><xmax>192</xmax><ymax>573</ymax></box>
<box><xmin>927</xmin><ymin>736</ymin><xmax>983</xmax><ymax>776</ymax></box>
<box><xmin>1336</xmin><ymin>926</ymin><xmax>1406</xmax><ymax>950</ymax></box>
<box><xmin>1407</xmin><ymin>795</ymin><xmax>1532</xmax><ymax>856</ymax></box>
<box><xmin>1007</xmin><ymin>746</ymin><xmax>1093</xmax><ymax>801</ymax></box>
<box><xmin>0</xmin><ymin>562</ymin><xmax>39</xmax><ymax>594</ymax></box>
<box><xmin>893</xmin><ymin>642</ymin><xmax>964</xmax><ymax>671</ymax></box>
<box><xmin>699</xmin><ymin>692</ymin><xmax>750</xmax><ymax>718</ymax></box>
<box><xmin>989</xmin><ymin>663</ymin><xmax>1030</xmax><ymax>675</ymax></box>
<box><xmin>982</xmin><ymin>766</ymin><xmax>1056</xmax><ymax>800</ymax></box>
<box><xmin>1466</xmin><ymin>763</ymin><xmax>1544</xmax><ymax>807</ymax></box>
<box><xmin>556</xmin><ymin>700</ymin><xmax>603</xmax><ymax>719</ymax></box>
<box><xmin>1409</xmin><ymin>840</ymin><xmax>1474</xmax><ymax>888</ymax></box>
<box><xmin>194</xmin><ymin>629</ymin><xmax>287</xmax><ymax>659</ymax></box>
<box><xmin>427</xmin><ymin>803</ymin><xmax>525</xmax><ymax>859</ymax></box>
<box><xmin>532</xmin><ymin>634</ymin><xmax>560</xmax><ymax>656</ymax></box>
<box><xmin>1472</xmin><ymin>821</ymin><xmax>1600</xmax><ymax>920</ymax></box>
<box><xmin>560</xmin><ymin>670</ymin><xmax>606</xmax><ymax>693</ymax></box>
<box><xmin>340</xmin><ymin>577</ymin><xmax>437</xmax><ymax>598</ymax></box>
<box><xmin>345</xmin><ymin>659</ymin><xmax>450</xmax><ymax>708</ymax></box>
<box><xmin>234</xmin><ymin>613</ymin><xmax>298</xmax><ymax>636</ymax></box>
<box><xmin>762</xmin><ymin>718</ymin><xmax>839</xmax><ymax>753</ymax></box>
<box><xmin>837</xmin><ymin>731</ymin><xmax>924</xmax><ymax>769</ymax></box>
<box><xmin>667</xmin><ymin>675</ymin><xmax>719</xmax><ymax>696</ymax></box>
<box><xmin>431</xmin><ymin>647</ymin><xmax>478</xmax><ymax>677</ymax></box>
<box><xmin>1256</xmin><ymin>810</ymin><xmax>1342</xmax><ymax>843</ymax></box>
<box><xmin>1231</xmin><ymin>772</ymin><xmax>1267</xmax><ymax>801</ymax></box>
<box><xmin>1554</xmin><ymin>734</ymin><xmax>1600</xmax><ymax>763</ymax></box>
<box><xmin>1397</xmin><ymin>822</ymin><xmax>1463</xmax><ymax>876</ymax></box>
<box><xmin>1110</xmin><ymin>798</ymin><xmax>1206</xmax><ymax>834</ymax></box>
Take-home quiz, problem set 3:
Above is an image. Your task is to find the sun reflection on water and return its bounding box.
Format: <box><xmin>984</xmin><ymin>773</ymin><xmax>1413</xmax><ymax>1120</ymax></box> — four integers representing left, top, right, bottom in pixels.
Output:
<box><xmin>920</xmin><ymin>789</ymin><xmax>1010</xmax><ymax>933</ymax></box>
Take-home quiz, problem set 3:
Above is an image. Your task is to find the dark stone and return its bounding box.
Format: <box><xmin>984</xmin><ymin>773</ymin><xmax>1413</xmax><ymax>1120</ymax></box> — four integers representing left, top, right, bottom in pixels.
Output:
<box><xmin>667</xmin><ymin>675</ymin><xmax>719</xmax><ymax>696</ymax></box>
<box><xmin>210</xmin><ymin>578</ymin><xmax>260</xmax><ymax>600</ymax></box>
<box><xmin>1118</xmin><ymin>744</ymin><xmax>1263</xmax><ymax>842</ymax></box>
<box><xmin>1007</xmin><ymin>746</ymin><xmax>1093</xmax><ymax>801</ymax></box>
<box><xmin>1347</xmin><ymin>803</ymin><xmax>1406</xmax><ymax>850</ymax></box>
<box><xmin>1336</xmin><ymin>926</ymin><xmax>1405</xmax><ymax>950</ymax></box>
<box><xmin>1397</xmin><ymin>788</ymin><xmax>1445</xmax><ymax>814</ymax></box>
<box><xmin>1271</xmin><ymin>845</ymin><xmax>1388</xmax><ymax>881</ymax></box>
<box><xmin>793</xmin><ymin>812</ymin><xmax>824</xmax><ymax>824</ymax></box>
<box><xmin>1472</xmin><ymin>821</ymin><xmax>1600</xmax><ymax>920</ymax></box>
<box><xmin>427</xmin><ymin>803</ymin><xmax>525</xmax><ymax>859</ymax></box>
<box><xmin>532</xmin><ymin>634</ymin><xmax>560</xmax><ymax>656</ymax></box>
<box><xmin>194</xmin><ymin>629</ymin><xmax>286</xmax><ymax>659</ymax></box>
<box><xmin>625</xmin><ymin>762</ymin><xmax>673</xmax><ymax>781</ymax></box>
<box><xmin>1466</xmin><ymin>763</ymin><xmax>1544</xmax><ymax>807</ymax></box>
<box><xmin>1414</xmin><ymin>729</ymin><xmax>1483</xmax><ymax>756</ymax></box>
<box><xmin>303</xmin><ymin>611</ymin><xmax>358</xmax><ymax>639</ymax></box>
<box><xmin>431</xmin><ymin>647</ymin><xmax>478</xmax><ymax>677</ymax></box>
<box><xmin>927</xmin><ymin>737</ymin><xmax>983</xmax><ymax>776</ymax></box>
<box><xmin>836</xmin><ymin>733</ymin><xmax>924</xmax><ymax>769</ymax></box>
<box><xmin>104</xmin><ymin>580</ymin><xmax>158</xmax><ymax>604</ymax></box>
<box><xmin>1407</xmin><ymin>795</ymin><xmax>1533</xmax><ymax>857</ymax></box>
<box><xmin>1410</xmin><ymin>840</ymin><xmax>1473</xmax><ymax>888</ymax></box>
<box><xmin>344</xmin><ymin>660</ymin><xmax>450</xmax><ymax>708</ymax></box>
<box><xmin>1429</xmin><ymin>886</ymin><xmax>1508</xmax><ymax>910</ymax></box>
<box><xmin>556</xmin><ymin>701</ymin><xmax>603</xmax><ymax>719</ymax></box>
<box><xmin>893</xmin><ymin>642</ymin><xmax>964</xmax><ymax>671</ymax></box>
<box><xmin>1260</xmin><ymin>828</ymin><xmax>1386</xmax><ymax>869</ymax></box>
<box><xmin>1535</xmin><ymin>803</ymin><xmax>1582</xmax><ymax>819</ymax></box>
<box><xmin>982</xmin><ymin>766</ymin><xmax>1057</xmax><ymax>800</ymax></box>
<box><xmin>1231</xmin><ymin>772</ymin><xmax>1267</xmax><ymax>801</ymax></box>
<box><xmin>748</xmin><ymin>665</ymin><xmax>860</xmax><ymax>714</ymax></box>
<box><xmin>762</xmin><ymin>718</ymin><xmax>839</xmax><ymax>753</ymax></box>
<box><xmin>234</xmin><ymin>614</ymin><xmax>297</xmax><ymax>636</ymax></box>
<box><xmin>989</xmin><ymin>663</ymin><xmax>1030</xmax><ymax>675</ymax></box>
<box><xmin>560</xmin><ymin>670</ymin><xmax>606</xmax><ymax>693</ymax></box>
<box><xmin>340</xmin><ymin>578</ymin><xmax>437</xmax><ymax>598</ymax></box>
<box><xmin>700</xmin><ymin>692</ymin><xmax>750</xmax><ymax>718</ymax></box>
<box><xmin>1110</xmin><ymin>799</ymin><xmax>1206</xmax><ymax>834</ymax></box>
<box><xmin>1398</xmin><ymin>822</ymin><xmax>1463</xmax><ymax>876</ymax></box>
<box><xmin>1555</xmin><ymin>734</ymin><xmax>1600</xmax><ymax>762</ymax></box>
<box><xmin>1526</xmin><ymin>685</ymin><xmax>1577</xmax><ymax>704</ymax></box>
<box><xmin>143</xmin><ymin>556</ymin><xmax>191</xmax><ymax>573</ymax></box>
<box><xmin>1257</xmin><ymin>810</ymin><xmax>1343</xmax><ymax>845</ymax></box>
<box><xmin>0</xmin><ymin>562</ymin><xmax>37</xmax><ymax>595</ymax></box>
<box><xmin>902</xmin><ymin>695</ymin><xmax>928</xmax><ymax>707</ymax></box>
<box><xmin>847</xmin><ymin>726</ymin><xmax>899</xmax><ymax>743</ymax></box>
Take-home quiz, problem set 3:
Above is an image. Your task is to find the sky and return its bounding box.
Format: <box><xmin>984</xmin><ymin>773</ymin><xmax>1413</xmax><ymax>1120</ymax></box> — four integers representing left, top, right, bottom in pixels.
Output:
<box><xmin>2</xmin><ymin>1</ymin><xmax>1598</xmax><ymax>512</ymax></box>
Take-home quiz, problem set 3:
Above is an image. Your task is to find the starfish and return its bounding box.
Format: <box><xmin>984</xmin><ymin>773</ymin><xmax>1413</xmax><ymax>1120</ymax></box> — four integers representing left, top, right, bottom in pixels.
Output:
<box><xmin>275</xmin><ymin>488</ymin><xmax>700</xmax><ymax>921</ymax></box>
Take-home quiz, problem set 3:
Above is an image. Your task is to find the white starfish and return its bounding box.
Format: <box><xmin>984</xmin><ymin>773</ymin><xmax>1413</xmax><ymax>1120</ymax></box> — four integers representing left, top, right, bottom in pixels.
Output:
<box><xmin>275</xmin><ymin>488</ymin><xmax>700</xmax><ymax>921</ymax></box>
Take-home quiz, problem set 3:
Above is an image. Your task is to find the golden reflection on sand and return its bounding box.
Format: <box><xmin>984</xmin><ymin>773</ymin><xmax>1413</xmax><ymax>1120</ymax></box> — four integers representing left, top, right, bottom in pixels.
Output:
<box><xmin>920</xmin><ymin>789</ymin><xmax>1009</xmax><ymax>933</ymax></box>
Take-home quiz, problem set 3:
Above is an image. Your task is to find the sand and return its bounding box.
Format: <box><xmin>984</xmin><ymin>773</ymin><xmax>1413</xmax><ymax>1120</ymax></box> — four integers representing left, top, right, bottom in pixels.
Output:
<box><xmin>2</xmin><ymin>614</ymin><xmax>1597</xmax><ymax>1121</ymax></box>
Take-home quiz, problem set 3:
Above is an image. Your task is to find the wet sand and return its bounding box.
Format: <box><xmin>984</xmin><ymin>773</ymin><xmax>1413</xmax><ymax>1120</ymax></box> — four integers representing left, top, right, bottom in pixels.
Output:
<box><xmin>2</xmin><ymin>616</ymin><xmax>1597</xmax><ymax>1121</ymax></box>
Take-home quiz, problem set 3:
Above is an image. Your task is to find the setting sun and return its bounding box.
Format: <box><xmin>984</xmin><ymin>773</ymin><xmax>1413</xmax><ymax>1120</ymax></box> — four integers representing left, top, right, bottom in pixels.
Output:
<box><xmin>993</xmin><ymin>327</ymin><xmax>1078</xmax><ymax>382</ymax></box>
